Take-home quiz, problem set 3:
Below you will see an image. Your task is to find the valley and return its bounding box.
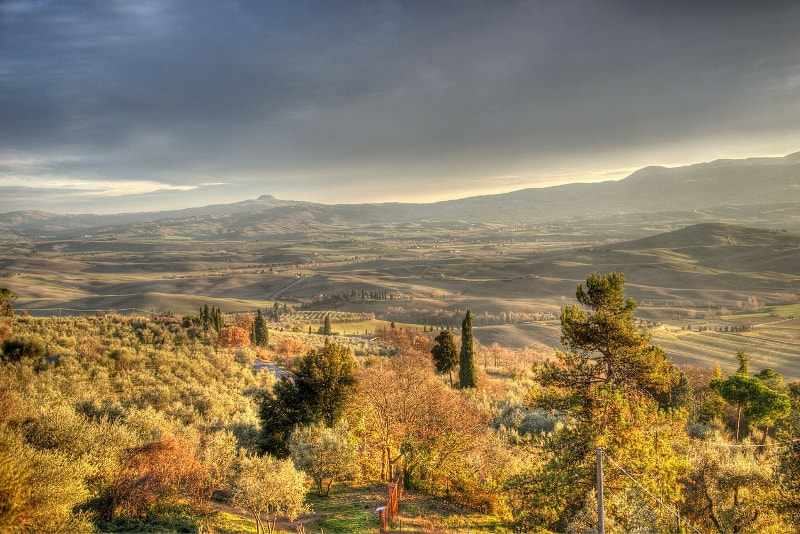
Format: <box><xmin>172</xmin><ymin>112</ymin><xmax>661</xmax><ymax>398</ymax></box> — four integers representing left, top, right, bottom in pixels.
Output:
<box><xmin>2</xmin><ymin>217</ymin><xmax>799</xmax><ymax>377</ymax></box>
<box><xmin>2</xmin><ymin>153</ymin><xmax>799</xmax><ymax>374</ymax></box>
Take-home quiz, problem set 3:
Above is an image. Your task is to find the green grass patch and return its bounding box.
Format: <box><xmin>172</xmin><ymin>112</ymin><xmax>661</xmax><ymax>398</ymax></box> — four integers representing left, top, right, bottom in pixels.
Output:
<box><xmin>331</xmin><ymin>319</ymin><xmax>384</xmax><ymax>335</ymax></box>
<box><xmin>332</xmin><ymin>319</ymin><xmax>429</xmax><ymax>335</ymax></box>
<box><xmin>97</xmin><ymin>504</ymin><xmax>207</xmax><ymax>533</ymax></box>
<box><xmin>300</xmin><ymin>484</ymin><xmax>386</xmax><ymax>534</ymax></box>
<box><xmin>720</xmin><ymin>303</ymin><xmax>800</xmax><ymax>319</ymax></box>
<box><xmin>211</xmin><ymin>511</ymin><xmax>257</xmax><ymax>534</ymax></box>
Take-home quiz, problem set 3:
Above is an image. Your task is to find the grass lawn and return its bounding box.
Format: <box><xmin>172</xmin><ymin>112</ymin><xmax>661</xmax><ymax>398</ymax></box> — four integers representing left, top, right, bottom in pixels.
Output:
<box><xmin>210</xmin><ymin>483</ymin><xmax>512</xmax><ymax>534</ymax></box>
<box><xmin>212</xmin><ymin>511</ymin><xmax>258</xmax><ymax>534</ymax></box>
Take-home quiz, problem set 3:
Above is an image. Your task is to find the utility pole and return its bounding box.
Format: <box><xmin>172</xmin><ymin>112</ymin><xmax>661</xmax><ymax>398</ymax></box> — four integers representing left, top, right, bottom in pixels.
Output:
<box><xmin>597</xmin><ymin>447</ymin><xmax>605</xmax><ymax>534</ymax></box>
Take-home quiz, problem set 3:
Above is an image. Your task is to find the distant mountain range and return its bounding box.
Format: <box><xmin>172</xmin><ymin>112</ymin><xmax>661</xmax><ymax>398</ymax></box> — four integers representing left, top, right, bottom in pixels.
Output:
<box><xmin>2</xmin><ymin>151</ymin><xmax>799</xmax><ymax>241</ymax></box>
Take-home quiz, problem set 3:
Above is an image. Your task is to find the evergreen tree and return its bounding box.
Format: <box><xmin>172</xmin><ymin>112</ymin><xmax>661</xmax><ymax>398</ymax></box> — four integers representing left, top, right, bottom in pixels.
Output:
<box><xmin>459</xmin><ymin>310</ymin><xmax>477</xmax><ymax>388</ymax></box>
<box><xmin>258</xmin><ymin>380</ymin><xmax>302</xmax><ymax>458</ymax></box>
<box><xmin>698</xmin><ymin>363</ymin><xmax>728</xmax><ymax>425</ymax></box>
<box><xmin>322</xmin><ymin>314</ymin><xmax>332</xmax><ymax>336</ymax></box>
<box><xmin>201</xmin><ymin>304</ymin><xmax>210</xmax><ymax>331</ymax></box>
<box><xmin>259</xmin><ymin>343</ymin><xmax>357</xmax><ymax>456</ymax></box>
<box><xmin>711</xmin><ymin>351</ymin><xmax>791</xmax><ymax>441</ymax></box>
<box><xmin>545</xmin><ymin>272</ymin><xmax>678</xmax><ymax>429</ymax></box>
<box><xmin>295</xmin><ymin>343</ymin><xmax>357</xmax><ymax>427</ymax></box>
<box><xmin>523</xmin><ymin>272</ymin><xmax>686</xmax><ymax>531</ymax></box>
<box><xmin>431</xmin><ymin>330</ymin><xmax>458</xmax><ymax>387</ymax></box>
<box><xmin>212</xmin><ymin>307</ymin><xmax>225</xmax><ymax>331</ymax></box>
<box><xmin>251</xmin><ymin>309</ymin><xmax>269</xmax><ymax>347</ymax></box>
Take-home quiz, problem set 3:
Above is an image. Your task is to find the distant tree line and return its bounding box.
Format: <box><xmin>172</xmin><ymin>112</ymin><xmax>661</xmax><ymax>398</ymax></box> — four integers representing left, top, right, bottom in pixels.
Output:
<box><xmin>293</xmin><ymin>311</ymin><xmax>375</xmax><ymax>323</ymax></box>
<box><xmin>685</xmin><ymin>324</ymin><xmax>753</xmax><ymax>332</ymax></box>
<box><xmin>299</xmin><ymin>289</ymin><xmax>411</xmax><ymax>309</ymax></box>
<box><xmin>197</xmin><ymin>304</ymin><xmax>224</xmax><ymax>332</ymax></box>
<box><xmin>382</xmin><ymin>306</ymin><xmax>557</xmax><ymax>330</ymax></box>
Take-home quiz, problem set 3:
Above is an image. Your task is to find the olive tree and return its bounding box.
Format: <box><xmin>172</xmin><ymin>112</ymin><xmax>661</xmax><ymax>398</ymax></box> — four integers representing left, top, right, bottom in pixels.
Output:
<box><xmin>231</xmin><ymin>454</ymin><xmax>308</xmax><ymax>534</ymax></box>
<box><xmin>682</xmin><ymin>440</ymin><xmax>789</xmax><ymax>533</ymax></box>
<box><xmin>289</xmin><ymin>420</ymin><xmax>357</xmax><ymax>496</ymax></box>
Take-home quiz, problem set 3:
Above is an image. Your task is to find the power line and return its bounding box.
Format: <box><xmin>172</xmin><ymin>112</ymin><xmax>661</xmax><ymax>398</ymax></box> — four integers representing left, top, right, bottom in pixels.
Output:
<box><xmin>600</xmin><ymin>449</ymin><xmax>704</xmax><ymax>534</ymax></box>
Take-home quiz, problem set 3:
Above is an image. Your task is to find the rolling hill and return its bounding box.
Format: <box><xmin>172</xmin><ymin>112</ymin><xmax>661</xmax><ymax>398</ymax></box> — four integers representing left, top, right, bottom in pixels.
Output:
<box><xmin>1</xmin><ymin>151</ymin><xmax>799</xmax><ymax>241</ymax></box>
<box><xmin>2</xmin><ymin>152</ymin><xmax>799</xmax><ymax>377</ymax></box>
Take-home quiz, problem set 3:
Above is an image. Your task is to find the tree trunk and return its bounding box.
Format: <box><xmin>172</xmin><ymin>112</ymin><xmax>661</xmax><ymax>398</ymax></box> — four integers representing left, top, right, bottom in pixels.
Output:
<box><xmin>381</xmin><ymin>445</ymin><xmax>389</xmax><ymax>482</ymax></box>
<box><xmin>761</xmin><ymin>425</ymin><xmax>771</xmax><ymax>447</ymax></box>
<box><xmin>736</xmin><ymin>405</ymin><xmax>743</xmax><ymax>441</ymax></box>
<box><xmin>250</xmin><ymin>508</ymin><xmax>263</xmax><ymax>534</ymax></box>
<box><xmin>703</xmin><ymin>487</ymin><xmax>723</xmax><ymax>534</ymax></box>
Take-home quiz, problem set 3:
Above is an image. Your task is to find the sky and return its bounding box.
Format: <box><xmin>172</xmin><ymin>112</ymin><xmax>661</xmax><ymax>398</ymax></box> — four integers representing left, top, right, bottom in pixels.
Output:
<box><xmin>1</xmin><ymin>1</ymin><xmax>799</xmax><ymax>214</ymax></box>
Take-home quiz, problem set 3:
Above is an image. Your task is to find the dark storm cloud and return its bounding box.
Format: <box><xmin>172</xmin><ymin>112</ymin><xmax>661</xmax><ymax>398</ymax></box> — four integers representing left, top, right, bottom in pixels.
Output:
<box><xmin>1</xmin><ymin>0</ymin><xmax>798</xmax><ymax>212</ymax></box>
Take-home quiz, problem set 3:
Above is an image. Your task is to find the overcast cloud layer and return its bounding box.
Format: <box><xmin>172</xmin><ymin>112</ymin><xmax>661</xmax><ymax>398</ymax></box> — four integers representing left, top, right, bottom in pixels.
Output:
<box><xmin>1</xmin><ymin>1</ymin><xmax>799</xmax><ymax>213</ymax></box>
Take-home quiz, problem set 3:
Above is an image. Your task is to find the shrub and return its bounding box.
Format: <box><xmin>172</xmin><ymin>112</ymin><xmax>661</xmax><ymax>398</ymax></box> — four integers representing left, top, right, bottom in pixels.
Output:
<box><xmin>1</xmin><ymin>335</ymin><xmax>46</xmax><ymax>363</ymax></box>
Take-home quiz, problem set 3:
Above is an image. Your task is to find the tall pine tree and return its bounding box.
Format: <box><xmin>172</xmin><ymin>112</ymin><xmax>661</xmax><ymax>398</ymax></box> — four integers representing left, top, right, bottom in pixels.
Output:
<box><xmin>521</xmin><ymin>272</ymin><xmax>686</xmax><ymax>532</ymax></box>
<box><xmin>458</xmin><ymin>310</ymin><xmax>477</xmax><ymax>388</ymax></box>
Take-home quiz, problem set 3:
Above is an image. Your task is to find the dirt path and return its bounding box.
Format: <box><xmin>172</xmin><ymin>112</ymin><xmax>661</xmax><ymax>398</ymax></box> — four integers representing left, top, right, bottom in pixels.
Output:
<box><xmin>268</xmin><ymin>275</ymin><xmax>307</xmax><ymax>300</ymax></box>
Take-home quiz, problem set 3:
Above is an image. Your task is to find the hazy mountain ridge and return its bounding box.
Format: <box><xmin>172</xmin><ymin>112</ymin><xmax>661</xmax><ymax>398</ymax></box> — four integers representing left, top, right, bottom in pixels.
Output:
<box><xmin>1</xmin><ymin>152</ymin><xmax>799</xmax><ymax>240</ymax></box>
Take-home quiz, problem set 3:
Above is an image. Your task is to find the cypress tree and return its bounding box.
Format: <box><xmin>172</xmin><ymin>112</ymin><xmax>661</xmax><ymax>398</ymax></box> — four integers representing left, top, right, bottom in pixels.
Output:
<box><xmin>322</xmin><ymin>314</ymin><xmax>332</xmax><ymax>336</ymax></box>
<box><xmin>459</xmin><ymin>310</ymin><xmax>477</xmax><ymax>388</ymax></box>
<box><xmin>252</xmin><ymin>309</ymin><xmax>269</xmax><ymax>347</ymax></box>
<box><xmin>201</xmin><ymin>304</ymin><xmax>210</xmax><ymax>331</ymax></box>
<box><xmin>212</xmin><ymin>307</ymin><xmax>225</xmax><ymax>331</ymax></box>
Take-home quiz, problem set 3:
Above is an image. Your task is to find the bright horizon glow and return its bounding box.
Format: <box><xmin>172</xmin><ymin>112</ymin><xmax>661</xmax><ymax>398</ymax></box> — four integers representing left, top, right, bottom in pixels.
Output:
<box><xmin>1</xmin><ymin>145</ymin><xmax>798</xmax><ymax>215</ymax></box>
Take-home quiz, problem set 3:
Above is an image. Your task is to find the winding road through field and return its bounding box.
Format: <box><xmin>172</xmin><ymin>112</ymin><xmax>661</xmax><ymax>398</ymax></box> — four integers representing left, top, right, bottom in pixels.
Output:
<box><xmin>268</xmin><ymin>275</ymin><xmax>307</xmax><ymax>300</ymax></box>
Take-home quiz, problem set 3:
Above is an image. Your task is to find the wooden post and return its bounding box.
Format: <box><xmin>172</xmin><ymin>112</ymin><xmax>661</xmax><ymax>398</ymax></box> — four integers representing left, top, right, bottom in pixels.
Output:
<box><xmin>597</xmin><ymin>447</ymin><xmax>605</xmax><ymax>534</ymax></box>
